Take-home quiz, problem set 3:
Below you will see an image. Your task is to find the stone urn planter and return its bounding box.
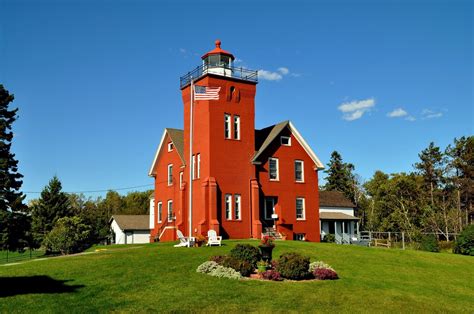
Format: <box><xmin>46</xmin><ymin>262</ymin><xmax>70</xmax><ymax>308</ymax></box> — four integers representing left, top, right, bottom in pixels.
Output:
<box><xmin>259</xmin><ymin>245</ymin><xmax>274</xmax><ymax>263</ymax></box>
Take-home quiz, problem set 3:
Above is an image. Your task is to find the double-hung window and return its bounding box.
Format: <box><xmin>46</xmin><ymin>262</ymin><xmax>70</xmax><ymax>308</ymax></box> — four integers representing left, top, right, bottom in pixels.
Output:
<box><xmin>167</xmin><ymin>164</ymin><xmax>173</xmax><ymax>186</ymax></box>
<box><xmin>192</xmin><ymin>155</ymin><xmax>196</xmax><ymax>180</ymax></box>
<box><xmin>179</xmin><ymin>172</ymin><xmax>183</xmax><ymax>187</ymax></box>
<box><xmin>225</xmin><ymin>194</ymin><xmax>232</xmax><ymax>220</ymax></box>
<box><xmin>197</xmin><ymin>154</ymin><xmax>201</xmax><ymax>178</ymax></box>
<box><xmin>269</xmin><ymin>158</ymin><xmax>279</xmax><ymax>181</ymax></box>
<box><xmin>167</xmin><ymin>200</ymin><xmax>173</xmax><ymax>222</ymax></box>
<box><xmin>233</xmin><ymin>115</ymin><xmax>240</xmax><ymax>140</ymax></box>
<box><xmin>224</xmin><ymin>114</ymin><xmax>231</xmax><ymax>139</ymax></box>
<box><xmin>296</xmin><ymin>197</ymin><xmax>305</xmax><ymax>220</ymax></box>
<box><xmin>158</xmin><ymin>202</ymin><xmax>162</xmax><ymax>223</ymax></box>
<box><xmin>295</xmin><ymin>160</ymin><xmax>304</xmax><ymax>182</ymax></box>
<box><xmin>234</xmin><ymin>194</ymin><xmax>241</xmax><ymax>220</ymax></box>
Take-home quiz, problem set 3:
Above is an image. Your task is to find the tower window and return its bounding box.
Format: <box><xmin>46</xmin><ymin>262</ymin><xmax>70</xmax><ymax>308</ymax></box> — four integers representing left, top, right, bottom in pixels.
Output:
<box><xmin>224</xmin><ymin>114</ymin><xmax>231</xmax><ymax>139</ymax></box>
<box><xmin>225</xmin><ymin>194</ymin><xmax>232</xmax><ymax>220</ymax></box>
<box><xmin>197</xmin><ymin>153</ymin><xmax>201</xmax><ymax>179</ymax></box>
<box><xmin>168</xmin><ymin>142</ymin><xmax>174</xmax><ymax>151</ymax></box>
<box><xmin>296</xmin><ymin>197</ymin><xmax>305</xmax><ymax>220</ymax></box>
<box><xmin>167</xmin><ymin>200</ymin><xmax>173</xmax><ymax>222</ymax></box>
<box><xmin>269</xmin><ymin>158</ymin><xmax>279</xmax><ymax>181</ymax></box>
<box><xmin>234</xmin><ymin>115</ymin><xmax>240</xmax><ymax>140</ymax></box>
<box><xmin>192</xmin><ymin>155</ymin><xmax>196</xmax><ymax>180</ymax></box>
<box><xmin>234</xmin><ymin>194</ymin><xmax>241</xmax><ymax>220</ymax></box>
<box><xmin>158</xmin><ymin>202</ymin><xmax>162</xmax><ymax>223</ymax></box>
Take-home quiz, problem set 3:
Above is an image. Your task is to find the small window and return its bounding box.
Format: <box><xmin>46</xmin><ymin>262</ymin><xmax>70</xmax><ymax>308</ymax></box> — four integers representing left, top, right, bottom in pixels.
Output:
<box><xmin>197</xmin><ymin>153</ymin><xmax>201</xmax><ymax>179</ymax></box>
<box><xmin>269</xmin><ymin>158</ymin><xmax>279</xmax><ymax>181</ymax></box>
<box><xmin>234</xmin><ymin>194</ymin><xmax>241</xmax><ymax>220</ymax></box>
<box><xmin>192</xmin><ymin>155</ymin><xmax>196</xmax><ymax>180</ymax></box>
<box><xmin>296</xmin><ymin>197</ymin><xmax>305</xmax><ymax>220</ymax></box>
<box><xmin>167</xmin><ymin>164</ymin><xmax>173</xmax><ymax>186</ymax></box>
<box><xmin>234</xmin><ymin>116</ymin><xmax>240</xmax><ymax>140</ymax></box>
<box><xmin>179</xmin><ymin>172</ymin><xmax>183</xmax><ymax>188</ymax></box>
<box><xmin>295</xmin><ymin>160</ymin><xmax>304</xmax><ymax>182</ymax></box>
<box><xmin>158</xmin><ymin>202</ymin><xmax>162</xmax><ymax>223</ymax></box>
<box><xmin>224</xmin><ymin>114</ymin><xmax>231</xmax><ymax>139</ymax></box>
<box><xmin>225</xmin><ymin>194</ymin><xmax>232</xmax><ymax>220</ymax></box>
<box><xmin>294</xmin><ymin>233</ymin><xmax>305</xmax><ymax>241</ymax></box>
<box><xmin>264</xmin><ymin>197</ymin><xmax>276</xmax><ymax>220</ymax></box>
<box><xmin>168</xmin><ymin>142</ymin><xmax>174</xmax><ymax>152</ymax></box>
<box><xmin>281</xmin><ymin>136</ymin><xmax>291</xmax><ymax>146</ymax></box>
<box><xmin>167</xmin><ymin>200</ymin><xmax>173</xmax><ymax>222</ymax></box>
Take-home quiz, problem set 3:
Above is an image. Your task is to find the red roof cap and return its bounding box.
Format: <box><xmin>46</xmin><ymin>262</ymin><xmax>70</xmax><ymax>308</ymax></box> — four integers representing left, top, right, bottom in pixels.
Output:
<box><xmin>201</xmin><ymin>39</ymin><xmax>235</xmax><ymax>60</ymax></box>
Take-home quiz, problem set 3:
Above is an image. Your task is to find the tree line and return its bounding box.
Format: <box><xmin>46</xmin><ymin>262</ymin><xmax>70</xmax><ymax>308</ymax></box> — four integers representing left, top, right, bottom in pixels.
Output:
<box><xmin>323</xmin><ymin>137</ymin><xmax>473</xmax><ymax>241</ymax></box>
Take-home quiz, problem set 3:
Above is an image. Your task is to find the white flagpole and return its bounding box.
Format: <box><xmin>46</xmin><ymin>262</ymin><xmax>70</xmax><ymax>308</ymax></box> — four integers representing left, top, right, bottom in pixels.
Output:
<box><xmin>188</xmin><ymin>78</ymin><xmax>194</xmax><ymax>247</ymax></box>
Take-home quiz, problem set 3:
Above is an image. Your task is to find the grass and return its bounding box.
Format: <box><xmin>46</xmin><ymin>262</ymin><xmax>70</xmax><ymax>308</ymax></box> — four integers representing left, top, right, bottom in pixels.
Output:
<box><xmin>1</xmin><ymin>240</ymin><xmax>473</xmax><ymax>313</ymax></box>
<box><xmin>0</xmin><ymin>249</ymin><xmax>45</xmax><ymax>265</ymax></box>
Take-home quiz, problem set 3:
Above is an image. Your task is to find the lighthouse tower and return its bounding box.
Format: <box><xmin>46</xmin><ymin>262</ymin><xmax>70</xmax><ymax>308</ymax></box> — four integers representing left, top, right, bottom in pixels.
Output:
<box><xmin>180</xmin><ymin>40</ymin><xmax>259</xmax><ymax>239</ymax></box>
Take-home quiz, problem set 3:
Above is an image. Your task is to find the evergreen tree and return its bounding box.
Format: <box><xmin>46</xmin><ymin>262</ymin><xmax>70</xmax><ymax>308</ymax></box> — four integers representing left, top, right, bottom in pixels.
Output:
<box><xmin>324</xmin><ymin>151</ymin><xmax>357</xmax><ymax>203</ymax></box>
<box><xmin>414</xmin><ymin>142</ymin><xmax>444</xmax><ymax>206</ymax></box>
<box><xmin>0</xmin><ymin>85</ymin><xmax>28</xmax><ymax>251</ymax></box>
<box><xmin>31</xmin><ymin>176</ymin><xmax>72</xmax><ymax>245</ymax></box>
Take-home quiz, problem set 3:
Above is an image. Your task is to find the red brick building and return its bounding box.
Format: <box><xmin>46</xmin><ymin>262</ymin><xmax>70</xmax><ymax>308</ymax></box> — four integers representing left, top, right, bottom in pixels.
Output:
<box><xmin>148</xmin><ymin>40</ymin><xmax>324</xmax><ymax>242</ymax></box>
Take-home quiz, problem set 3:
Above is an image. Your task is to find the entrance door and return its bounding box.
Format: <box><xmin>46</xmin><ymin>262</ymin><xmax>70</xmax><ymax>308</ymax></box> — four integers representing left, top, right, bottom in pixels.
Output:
<box><xmin>264</xmin><ymin>197</ymin><xmax>277</xmax><ymax>221</ymax></box>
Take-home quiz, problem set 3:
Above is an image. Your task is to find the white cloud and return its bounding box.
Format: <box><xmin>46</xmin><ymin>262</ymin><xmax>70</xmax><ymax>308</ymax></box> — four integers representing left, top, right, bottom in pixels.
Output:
<box><xmin>179</xmin><ymin>48</ymin><xmax>186</xmax><ymax>53</ymax></box>
<box><xmin>258</xmin><ymin>70</ymin><xmax>283</xmax><ymax>81</ymax></box>
<box><xmin>337</xmin><ymin>98</ymin><xmax>375</xmax><ymax>121</ymax></box>
<box><xmin>277</xmin><ymin>67</ymin><xmax>289</xmax><ymax>75</ymax></box>
<box><xmin>422</xmin><ymin>109</ymin><xmax>443</xmax><ymax>119</ymax></box>
<box><xmin>234</xmin><ymin>58</ymin><xmax>244</xmax><ymax>64</ymax></box>
<box><xmin>387</xmin><ymin>108</ymin><xmax>408</xmax><ymax>118</ymax></box>
<box><xmin>405</xmin><ymin>116</ymin><xmax>416</xmax><ymax>122</ymax></box>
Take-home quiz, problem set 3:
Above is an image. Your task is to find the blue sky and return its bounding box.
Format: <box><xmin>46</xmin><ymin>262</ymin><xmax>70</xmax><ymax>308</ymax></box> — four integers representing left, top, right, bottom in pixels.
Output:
<box><xmin>1</xmin><ymin>0</ymin><xmax>472</xmax><ymax>201</ymax></box>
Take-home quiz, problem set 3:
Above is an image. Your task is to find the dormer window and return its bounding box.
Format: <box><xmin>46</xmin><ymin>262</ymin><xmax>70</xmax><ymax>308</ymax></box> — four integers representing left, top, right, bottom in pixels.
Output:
<box><xmin>281</xmin><ymin>136</ymin><xmax>291</xmax><ymax>146</ymax></box>
<box><xmin>168</xmin><ymin>142</ymin><xmax>174</xmax><ymax>152</ymax></box>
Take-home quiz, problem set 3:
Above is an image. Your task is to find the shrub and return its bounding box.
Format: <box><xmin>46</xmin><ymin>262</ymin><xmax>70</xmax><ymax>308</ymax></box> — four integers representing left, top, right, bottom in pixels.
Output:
<box><xmin>209</xmin><ymin>265</ymin><xmax>242</xmax><ymax>280</ymax></box>
<box><xmin>309</xmin><ymin>261</ymin><xmax>334</xmax><ymax>273</ymax></box>
<box><xmin>276</xmin><ymin>252</ymin><xmax>311</xmax><ymax>280</ymax></box>
<box><xmin>222</xmin><ymin>256</ymin><xmax>254</xmax><ymax>277</ymax></box>
<box><xmin>314</xmin><ymin>268</ymin><xmax>338</xmax><ymax>280</ymax></box>
<box><xmin>261</xmin><ymin>270</ymin><xmax>282</xmax><ymax>281</ymax></box>
<box><xmin>323</xmin><ymin>234</ymin><xmax>335</xmax><ymax>243</ymax></box>
<box><xmin>454</xmin><ymin>224</ymin><xmax>474</xmax><ymax>256</ymax></box>
<box><xmin>196</xmin><ymin>261</ymin><xmax>219</xmax><ymax>274</ymax></box>
<box><xmin>209</xmin><ymin>255</ymin><xmax>226</xmax><ymax>264</ymax></box>
<box><xmin>43</xmin><ymin>216</ymin><xmax>91</xmax><ymax>254</ymax></box>
<box><xmin>230</xmin><ymin>244</ymin><xmax>261</xmax><ymax>268</ymax></box>
<box><xmin>420</xmin><ymin>234</ymin><xmax>440</xmax><ymax>253</ymax></box>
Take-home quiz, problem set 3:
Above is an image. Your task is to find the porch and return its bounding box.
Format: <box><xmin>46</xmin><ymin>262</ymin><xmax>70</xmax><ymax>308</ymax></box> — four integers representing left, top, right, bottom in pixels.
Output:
<box><xmin>320</xmin><ymin>212</ymin><xmax>361</xmax><ymax>244</ymax></box>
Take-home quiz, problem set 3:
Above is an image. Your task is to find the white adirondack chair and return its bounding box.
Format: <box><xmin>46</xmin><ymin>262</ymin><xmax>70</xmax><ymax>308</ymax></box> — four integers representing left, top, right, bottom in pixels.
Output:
<box><xmin>207</xmin><ymin>229</ymin><xmax>222</xmax><ymax>246</ymax></box>
<box><xmin>174</xmin><ymin>230</ymin><xmax>195</xmax><ymax>247</ymax></box>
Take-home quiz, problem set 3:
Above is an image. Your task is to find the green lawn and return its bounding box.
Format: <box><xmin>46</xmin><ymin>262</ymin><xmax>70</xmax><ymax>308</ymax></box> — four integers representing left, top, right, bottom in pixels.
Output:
<box><xmin>1</xmin><ymin>240</ymin><xmax>473</xmax><ymax>313</ymax></box>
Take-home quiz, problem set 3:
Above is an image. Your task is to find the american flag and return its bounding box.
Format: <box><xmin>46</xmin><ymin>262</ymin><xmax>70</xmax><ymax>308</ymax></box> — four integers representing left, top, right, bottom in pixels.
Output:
<box><xmin>194</xmin><ymin>85</ymin><xmax>221</xmax><ymax>100</ymax></box>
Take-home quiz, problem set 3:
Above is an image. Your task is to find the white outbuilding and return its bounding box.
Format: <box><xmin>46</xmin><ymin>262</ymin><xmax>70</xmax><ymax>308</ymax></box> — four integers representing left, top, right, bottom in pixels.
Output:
<box><xmin>110</xmin><ymin>215</ymin><xmax>150</xmax><ymax>244</ymax></box>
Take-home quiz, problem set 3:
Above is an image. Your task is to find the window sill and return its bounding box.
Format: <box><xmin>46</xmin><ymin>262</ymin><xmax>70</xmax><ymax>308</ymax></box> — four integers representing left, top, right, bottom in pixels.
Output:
<box><xmin>295</xmin><ymin>181</ymin><xmax>305</xmax><ymax>184</ymax></box>
<box><xmin>296</xmin><ymin>218</ymin><xmax>306</xmax><ymax>221</ymax></box>
<box><xmin>269</xmin><ymin>179</ymin><xmax>280</xmax><ymax>182</ymax></box>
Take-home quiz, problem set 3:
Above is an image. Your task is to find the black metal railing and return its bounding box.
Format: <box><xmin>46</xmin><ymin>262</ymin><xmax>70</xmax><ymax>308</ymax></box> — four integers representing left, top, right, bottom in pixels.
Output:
<box><xmin>180</xmin><ymin>64</ymin><xmax>258</xmax><ymax>88</ymax></box>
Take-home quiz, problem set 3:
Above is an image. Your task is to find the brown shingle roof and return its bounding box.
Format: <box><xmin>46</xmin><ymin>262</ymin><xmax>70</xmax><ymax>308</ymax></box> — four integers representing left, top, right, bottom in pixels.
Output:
<box><xmin>252</xmin><ymin>121</ymin><xmax>290</xmax><ymax>163</ymax></box>
<box><xmin>166</xmin><ymin>128</ymin><xmax>185</xmax><ymax>164</ymax></box>
<box><xmin>111</xmin><ymin>215</ymin><xmax>150</xmax><ymax>231</ymax></box>
<box><xmin>320</xmin><ymin>212</ymin><xmax>359</xmax><ymax>220</ymax></box>
<box><xmin>319</xmin><ymin>191</ymin><xmax>355</xmax><ymax>208</ymax></box>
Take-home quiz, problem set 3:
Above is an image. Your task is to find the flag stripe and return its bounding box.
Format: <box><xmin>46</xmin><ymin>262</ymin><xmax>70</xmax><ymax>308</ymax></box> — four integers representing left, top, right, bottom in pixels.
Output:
<box><xmin>194</xmin><ymin>86</ymin><xmax>221</xmax><ymax>100</ymax></box>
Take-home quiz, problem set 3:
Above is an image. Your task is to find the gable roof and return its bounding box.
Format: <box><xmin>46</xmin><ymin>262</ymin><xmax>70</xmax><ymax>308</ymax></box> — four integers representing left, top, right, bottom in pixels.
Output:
<box><xmin>148</xmin><ymin>128</ymin><xmax>185</xmax><ymax>176</ymax></box>
<box><xmin>252</xmin><ymin>120</ymin><xmax>324</xmax><ymax>170</ymax></box>
<box><xmin>319</xmin><ymin>190</ymin><xmax>355</xmax><ymax>208</ymax></box>
<box><xmin>111</xmin><ymin>215</ymin><xmax>150</xmax><ymax>231</ymax></box>
<box><xmin>319</xmin><ymin>212</ymin><xmax>359</xmax><ymax>220</ymax></box>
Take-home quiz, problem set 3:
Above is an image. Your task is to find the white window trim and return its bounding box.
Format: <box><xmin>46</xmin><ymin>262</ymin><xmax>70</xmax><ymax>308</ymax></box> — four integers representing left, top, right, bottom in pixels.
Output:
<box><xmin>167</xmin><ymin>164</ymin><xmax>173</xmax><ymax>186</ymax></box>
<box><xmin>234</xmin><ymin>194</ymin><xmax>241</xmax><ymax>220</ymax></box>
<box><xmin>234</xmin><ymin>115</ymin><xmax>240</xmax><ymax>140</ymax></box>
<box><xmin>192</xmin><ymin>155</ymin><xmax>196</xmax><ymax>180</ymax></box>
<box><xmin>197</xmin><ymin>153</ymin><xmax>201</xmax><ymax>179</ymax></box>
<box><xmin>295</xmin><ymin>160</ymin><xmax>304</xmax><ymax>183</ymax></box>
<box><xmin>224</xmin><ymin>114</ymin><xmax>231</xmax><ymax>139</ymax></box>
<box><xmin>281</xmin><ymin>136</ymin><xmax>291</xmax><ymax>146</ymax></box>
<box><xmin>158</xmin><ymin>202</ymin><xmax>162</xmax><ymax>223</ymax></box>
<box><xmin>167</xmin><ymin>200</ymin><xmax>173</xmax><ymax>222</ymax></box>
<box><xmin>264</xmin><ymin>197</ymin><xmax>276</xmax><ymax>220</ymax></box>
<box><xmin>269</xmin><ymin>157</ymin><xmax>279</xmax><ymax>181</ymax></box>
<box><xmin>167</xmin><ymin>142</ymin><xmax>174</xmax><ymax>152</ymax></box>
<box><xmin>296</xmin><ymin>197</ymin><xmax>306</xmax><ymax>220</ymax></box>
<box><xmin>179</xmin><ymin>172</ymin><xmax>183</xmax><ymax>188</ymax></box>
<box><xmin>225</xmin><ymin>194</ymin><xmax>232</xmax><ymax>220</ymax></box>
